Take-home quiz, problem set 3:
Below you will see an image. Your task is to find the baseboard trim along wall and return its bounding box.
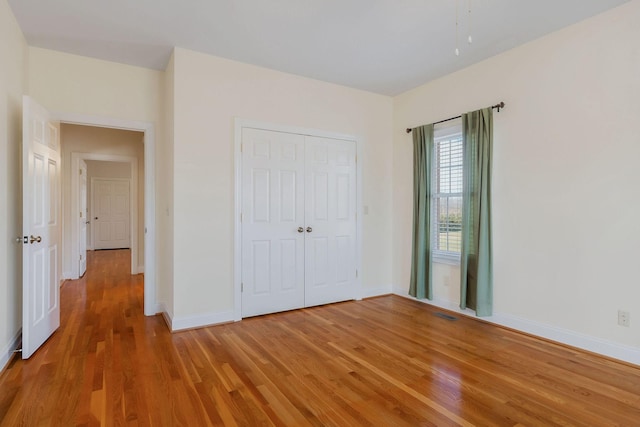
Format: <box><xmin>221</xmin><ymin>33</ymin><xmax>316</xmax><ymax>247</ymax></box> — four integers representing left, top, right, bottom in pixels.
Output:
<box><xmin>0</xmin><ymin>329</ymin><xmax>22</xmax><ymax>373</ymax></box>
<box><xmin>392</xmin><ymin>290</ymin><xmax>640</xmax><ymax>366</ymax></box>
<box><xmin>360</xmin><ymin>285</ymin><xmax>393</xmax><ymax>300</ymax></box>
<box><xmin>168</xmin><ymin>310</ymin><xmax>236</xmax><ymax>332</ymax></box>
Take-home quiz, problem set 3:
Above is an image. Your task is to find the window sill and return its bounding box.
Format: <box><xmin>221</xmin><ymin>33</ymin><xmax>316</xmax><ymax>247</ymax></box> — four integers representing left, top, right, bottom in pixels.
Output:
<box><xmin>433</xmin><ymin>253</ymin><xmax>461</xmax><ymax>266</ymax></box>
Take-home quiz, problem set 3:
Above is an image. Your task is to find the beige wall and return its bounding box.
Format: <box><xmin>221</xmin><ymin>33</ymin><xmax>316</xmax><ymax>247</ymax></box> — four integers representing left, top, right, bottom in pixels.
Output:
<box><xmin>0</xmin><ymin>0</ymin><xmax>27</xmax><ymax>368</ymax></box>
<box><xmin>86</xmin><ymin>160</ymin><xmax>132</xmax><ymax>178</ymax></box>
<box><xmin>28</xmin><ymin>47</ymin><xmax>162</xmax><ymax>124</ymax></box>
<box><xmin>61</xmin><ymin>125</ymin><xmax>145</xmax><ymax>273</ymax></box>
<box><xmin>172</xmin><ymin>48</ymin><xmax>394</xmax><ymax>320</ymax></box>
<box><xmin>393</xmin><ymin>1</ymin><xmax>640</xmax><ymax>349</ymax></box>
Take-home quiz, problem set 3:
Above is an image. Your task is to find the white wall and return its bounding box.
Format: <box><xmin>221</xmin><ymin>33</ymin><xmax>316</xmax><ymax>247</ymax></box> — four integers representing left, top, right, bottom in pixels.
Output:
<box><xmin>171</xmin><ymin>48</ymin><xmax>393</xmax><ymax>322</ymax></box>
<box><xmin>60</xmin><ymin>124</ymin><xmax>144</xmax><ymax>275</ymax></box>
<box><xmin>159</xmin><ymin>52</ymin><xmax>174</xmax><ymax>318</ymax></box>
<box><xmin>393</xmin><ymin>1</ymin><xmax>640</xmax><ymax>354</ymax></box>
<box><xmin>0</xmin><ymin>0</ymin><xmax>27</xmax><ymax>370</ymax></box>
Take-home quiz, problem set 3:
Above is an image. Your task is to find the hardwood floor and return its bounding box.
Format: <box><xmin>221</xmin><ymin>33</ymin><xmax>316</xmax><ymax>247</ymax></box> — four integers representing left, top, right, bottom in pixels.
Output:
<box><xmin>1</xmin><ymin>250</ymin><xmax>639</xmax><ymax>426</ymax></box>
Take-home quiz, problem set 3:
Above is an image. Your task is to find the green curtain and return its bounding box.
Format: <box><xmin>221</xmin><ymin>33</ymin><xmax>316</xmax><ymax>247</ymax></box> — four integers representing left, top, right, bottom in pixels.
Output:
<box><xmin>409</xmin><ymin>125</ymin><xmax>434</xmax><ymax>300</ymax></box>
<box><xmin>460</xmin><ymin>108</ymin><xmax>493</xmax><ymax>316</ymax></box>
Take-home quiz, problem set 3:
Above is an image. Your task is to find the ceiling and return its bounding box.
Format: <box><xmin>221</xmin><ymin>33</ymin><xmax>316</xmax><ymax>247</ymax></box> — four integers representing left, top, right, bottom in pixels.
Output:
<box><xmin>8</xmin><ymin>0</ymin><xmax>630</xmax><ymax>96</ymax></box>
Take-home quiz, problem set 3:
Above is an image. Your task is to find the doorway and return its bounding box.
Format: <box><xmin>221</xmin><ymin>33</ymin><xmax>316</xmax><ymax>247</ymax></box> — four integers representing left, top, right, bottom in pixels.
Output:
<box><xmin>72</xmin><ymin>154</ymin><xmax>140</xmax><ymax>276</ymax></box>
<box><xmin>56</xmin><ymin>114</ymin><xmax>157</xmax><ymax>316</ymax></box>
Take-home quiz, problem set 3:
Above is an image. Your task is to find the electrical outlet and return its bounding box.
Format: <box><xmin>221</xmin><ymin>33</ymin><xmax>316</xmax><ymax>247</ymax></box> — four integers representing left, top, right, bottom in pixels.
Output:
<box><xmin>618</xmin><ymin>310</ymin><xmax>630</xmax><ymax>327</ymax></box>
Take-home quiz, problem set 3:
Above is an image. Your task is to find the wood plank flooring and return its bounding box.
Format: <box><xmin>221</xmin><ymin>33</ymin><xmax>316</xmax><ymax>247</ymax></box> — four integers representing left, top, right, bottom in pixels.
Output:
<box><xmin>1</xmin><ymin>249</ymin><xmax>639</xmax><ymax>426</ymax></box>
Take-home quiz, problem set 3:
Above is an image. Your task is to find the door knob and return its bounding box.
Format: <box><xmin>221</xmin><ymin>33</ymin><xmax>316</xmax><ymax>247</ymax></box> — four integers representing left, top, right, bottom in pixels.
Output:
<box><xmin>29</xmin><ymin>235</ymin><xmax>42</xmax><ymax>244</ymax></box>
<box><xmin>297</xmin><ymin>227</ymin><xmax>304</xmax><ymax>233</ymax></box>
<box><xmin>94</xmin><ymin>217</ymin><xmax>98</xmax><ymax>220</ymax></box>
<box><xmin>306</xmin><ymin>227</ymin><xmax>313</xmax><ymax>233</ymax></box>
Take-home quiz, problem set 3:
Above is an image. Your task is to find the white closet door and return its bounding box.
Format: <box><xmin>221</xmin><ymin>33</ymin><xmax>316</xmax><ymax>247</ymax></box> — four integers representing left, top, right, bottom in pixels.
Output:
<box><xmin>241</xmin><ymin>128</ymin><xmax>306</xmax><ymax>317</ymax></box>
<box><xmin>304</xmin><ymin>136</ymin><xmax>357</xmax><ymax>307</ymax></box>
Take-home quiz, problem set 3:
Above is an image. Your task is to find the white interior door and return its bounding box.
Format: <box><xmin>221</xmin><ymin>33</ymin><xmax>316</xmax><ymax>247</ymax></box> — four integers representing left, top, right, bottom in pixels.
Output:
<box><xmin>304</xmin><ymin>136</ymin><xmax>357</xmax><ymax>307</ymax></box>
<box><xmin>92</xmin><ymin>178</ymin><xmax>130</xmax><ymax>250</ymax></box>
<box><xmin>22</xmin><ymin>96</ymin><xmax>61</xmax><ymax>359</ymax></box>
<box><xmin>79</xmin><ymin>159</ymin><xmax>88</xmax><ymax>276</ymax></box>
<box><xmin>241</xmin><ymin>128</ymin><xmax>306</xmax><ymax>317</ymax></box>
<box><xmin>241</xmin><ymin>128</ymin><xmax>358</xmax><ymax>317</ymax></box>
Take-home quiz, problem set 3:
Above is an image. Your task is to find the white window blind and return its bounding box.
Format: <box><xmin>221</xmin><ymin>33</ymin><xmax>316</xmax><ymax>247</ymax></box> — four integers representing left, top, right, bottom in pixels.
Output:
<box><xmin>433</xmin><ymin>120</ymin><xmax>463</xmax><ymax>261</ymax></box>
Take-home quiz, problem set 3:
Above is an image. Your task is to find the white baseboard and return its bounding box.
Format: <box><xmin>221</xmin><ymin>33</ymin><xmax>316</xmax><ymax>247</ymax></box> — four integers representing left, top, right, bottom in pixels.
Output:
<box><xmin>0</xmin><ymin>329</ymin><xmax>22</xmax><ymax>373</ymax></box>
<box><xmin>488</xmin><ymin>312</ymin><xmax>640</xmax><ymax>366</ymax></box>
<box><xmin>62</xmin><ymin>271</ymin><xmax>73</xmax><ymax>280</ymax></box>
<box><xmin>148</xmin><ymin>302</ymin><xmax>162</xmax><ymax>316</ymax></box>
<box><xmin>157</xmin><ymin>302</ymin><xmax>172</xmax><ymax>329</ymax></box>
<box><xmin>393</xmin><ymin>285</ymin><xmax>408</xmax><ymax>296</ymax></box>
<box><xmin>137</xmin><ymin>264</ymin><xmax>144</xmax><ymax>274</ymax></box>
<box><xmin>360</xmin><ymin>285</ymin><xmax>393</xmax><ymax>299</ymax></box>
<box><xmin>169</xmin><ymin>310</ymin><xmax>236</xmax><ymax>332</ymax></box>
<box><xmin>393</xmin><ymin>291</ymin><xmax>640</xmax><ymax>366</ymax></box>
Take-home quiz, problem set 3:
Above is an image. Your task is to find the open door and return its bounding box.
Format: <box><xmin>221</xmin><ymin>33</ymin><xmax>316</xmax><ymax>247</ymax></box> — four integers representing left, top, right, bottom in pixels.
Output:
<box><xmin>79</xmin><ymin>159</ymin><xmax>88</xmax><ymax>276</ymax></box>
<box><xmin>22</xmin><ymin>96</ymin><xmax>61</xmax><ymax>359</ymax></box>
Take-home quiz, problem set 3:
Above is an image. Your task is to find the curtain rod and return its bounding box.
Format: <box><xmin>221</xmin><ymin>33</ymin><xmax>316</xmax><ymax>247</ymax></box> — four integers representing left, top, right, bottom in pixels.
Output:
<box><xmin>405</xmin><ymin>102</ymin><xmax>505</xmax><ymax>134</ymax></box>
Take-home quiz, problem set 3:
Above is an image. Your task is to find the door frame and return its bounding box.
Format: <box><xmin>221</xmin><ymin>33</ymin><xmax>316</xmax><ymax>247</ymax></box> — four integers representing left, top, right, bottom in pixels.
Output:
<box><xmin>56</xmin><ymin>112</ymin><xmax>158</xmax><ymax>316</ymax></box>
<box><xmin>233</xmin><ymin>118</ymin><xmax>363</xmax><ymax>321</ymax></box>
<box><xmin>73</xmin><ymin>156</ymin><xmax>137</xmax><ymax>274</ymax></box>
<box><xmin>79</xmin><ymin>159</ymin><xmax>88</xmax><ymax>275</ymax></box>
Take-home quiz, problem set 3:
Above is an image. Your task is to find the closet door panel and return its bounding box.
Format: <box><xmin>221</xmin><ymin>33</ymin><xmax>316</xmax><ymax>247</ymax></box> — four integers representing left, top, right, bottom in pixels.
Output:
<box><xmin>241</xmin><ymin>128</ymin><xmax>305</xmax><ymax>317</ymax></box>
<box><xmin>304</xmin><ymin>136</ymin><xmax>357</xmax><ymax>307</ymax></box>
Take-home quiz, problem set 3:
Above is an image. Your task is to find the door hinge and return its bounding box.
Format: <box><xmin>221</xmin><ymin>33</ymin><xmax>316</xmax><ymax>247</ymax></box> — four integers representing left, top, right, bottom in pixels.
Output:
<box><xmin>79</xmin><ymin>169</ymin><xmax>82</xmax><ymax>175</ymax></box>
<box><xmin>240</xmin><ymin>213</ymin><xmax>243</xmax><ymax>222</ymax></box>
<box><xmin>241</xmin><ymin>283</ymin><xmax>244</xmax><ymax>292</ymax></box>
<box><xmin>80</xmin><ymin>211</ymin><xmax>83</xmax><ymax>218</ymax></box>
<box><xmin>80</xmin><ymin>254</ymin><xmax>83</xmax><ymax>261</ymax></box>
<box><xmin>240</xmin><ymin>143</ymin><xmax>243</xmax><ymax>153</ymax></box>
<box><xmin>356</xmin><ymin>269</ymin><xmax>358</xmax><ymax>278</ymax></box>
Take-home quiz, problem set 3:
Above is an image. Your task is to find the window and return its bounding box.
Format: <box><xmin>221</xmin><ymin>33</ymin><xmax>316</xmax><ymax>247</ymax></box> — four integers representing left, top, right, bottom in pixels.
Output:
<box><xmin>433</xmin><ymin>120</ymin><xmax>463</xmax><ymax>262</ymax></box>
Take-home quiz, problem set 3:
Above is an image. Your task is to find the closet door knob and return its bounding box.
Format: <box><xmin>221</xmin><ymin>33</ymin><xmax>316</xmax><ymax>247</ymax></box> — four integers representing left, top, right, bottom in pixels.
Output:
<box><xmin>306</xmin><ymin>227</ymin><xmax>312</xmax><ymax>233</ymax></box>
<box><xmin>297</xmin><ymin>227</ymin><xmax>304</xmax><ymax>233</ymax></box>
